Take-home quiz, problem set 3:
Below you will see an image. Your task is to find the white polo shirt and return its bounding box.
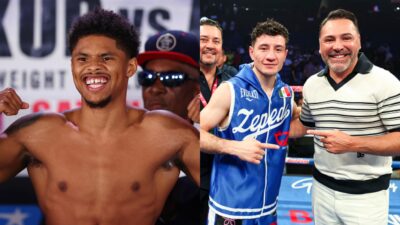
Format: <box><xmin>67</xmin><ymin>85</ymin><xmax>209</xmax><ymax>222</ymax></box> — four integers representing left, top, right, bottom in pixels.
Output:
<box><xmin>300</xmin><ymin>53</ymin><xmax>400</xmax><ymax>186</ymax></box>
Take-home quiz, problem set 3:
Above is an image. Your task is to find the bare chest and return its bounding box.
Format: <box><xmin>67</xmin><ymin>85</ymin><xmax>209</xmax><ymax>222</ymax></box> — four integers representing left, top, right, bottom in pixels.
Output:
<box><xmin>26</xmin><ymin>133</ymin><xmax>180</xmax><ymax>199</ymax></box>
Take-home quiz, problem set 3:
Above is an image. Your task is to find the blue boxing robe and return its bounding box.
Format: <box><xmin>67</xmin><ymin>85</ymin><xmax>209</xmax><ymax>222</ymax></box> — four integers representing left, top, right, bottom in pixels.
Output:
<box><xmin>209</xmin><ymin>64</ymin><xmax>293</xmax><ymax>219</ymax></box>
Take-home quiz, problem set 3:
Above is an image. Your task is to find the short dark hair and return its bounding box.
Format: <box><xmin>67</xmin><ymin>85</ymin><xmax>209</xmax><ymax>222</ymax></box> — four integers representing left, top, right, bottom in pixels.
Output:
<box><xmin>319</xmin><ymin>9</ymin><xmax>359</xmax><ymax>36</ymax></box>
<box><xmin>68</xmin><ymin>8</ymin><xmax>139</xmax><ymax>58</ymax></box>
<box><xmin>250</xmin><ymin>18</ymin><xmax>289</xmax><ymax>47</ymax></box>
<box><xmin>200</xmin><ymin>17</ymin><xmax>223</xmax><ymax>39</ymax></box>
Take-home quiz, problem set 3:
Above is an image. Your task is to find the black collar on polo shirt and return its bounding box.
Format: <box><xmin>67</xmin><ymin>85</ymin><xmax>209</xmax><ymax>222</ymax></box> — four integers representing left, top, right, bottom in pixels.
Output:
<box><xmin>318</xmin><ymin>52</ymin><xmax>373</xmax><ymax>91</ymax></box>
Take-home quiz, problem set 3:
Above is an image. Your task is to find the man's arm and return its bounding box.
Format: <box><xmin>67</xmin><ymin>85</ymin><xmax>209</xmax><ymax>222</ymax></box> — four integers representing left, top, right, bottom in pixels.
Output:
<box><xmin>178</xmin><ymin>125</ymin><xmax>200</xmax><ymax>186</ymax></box>
<box><xmin>200</xmin><ymin>83</ymin><xmax>279</xmax><ymax>164</ymax></box>
<box><xmin>290</xmin><ymin>118</ymin><xmax>309</xmax><ymax>138</ymax></box>
<box><xmin>0</xmin><ymin>88</ymin><xmax>30</xmax><ymax>182</ymax></box>
<box><xmin>289</xmin><ymin>103</ymin><xmax>309</xmax><ymax>138</ymax></box>
<box><xmin>0</xmin><ymin>133</ymin><xmax>28</xmax><ymax>182</ymax></box>
<box><xmin>308</xmin><ymin>129</ymin><xmax>400</xmax><ymax>156</ymax></box>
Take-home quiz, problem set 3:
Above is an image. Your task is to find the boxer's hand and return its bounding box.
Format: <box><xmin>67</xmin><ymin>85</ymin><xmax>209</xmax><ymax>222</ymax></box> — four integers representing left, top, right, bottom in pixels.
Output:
<box><xmin>0</xmin><ymin>88</ymin><xmax>29</xmax><ymax>116</ymax></box>
<box><xmin>229</xmin><ymin>139</ymin><xmax>280</xmax><ymax>164</ymax></box>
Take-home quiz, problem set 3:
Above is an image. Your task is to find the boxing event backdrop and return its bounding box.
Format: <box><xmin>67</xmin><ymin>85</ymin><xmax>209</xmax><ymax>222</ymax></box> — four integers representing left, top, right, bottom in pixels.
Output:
<box><xmin>0</xmin><ymin>0</ymin><xmax>198</xmax><ymax>131</ymax></box>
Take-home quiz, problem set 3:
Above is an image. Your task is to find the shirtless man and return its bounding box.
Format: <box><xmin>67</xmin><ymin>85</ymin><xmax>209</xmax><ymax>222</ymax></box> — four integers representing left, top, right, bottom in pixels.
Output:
<box><xmin>0</xmin><ymin>8</ymin><xmax>199</xmax><ymax>225</ymax></box>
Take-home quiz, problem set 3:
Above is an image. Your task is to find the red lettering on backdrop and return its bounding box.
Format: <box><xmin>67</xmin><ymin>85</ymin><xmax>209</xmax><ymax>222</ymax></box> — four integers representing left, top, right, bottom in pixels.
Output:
<box><xmin>130</xmin><ymin>100</ymin><xmax>140</xmax><ymax>107</ymax></box>
<box><xmin>58</xmin><ymin>101</ymin><xmax>71</xmax><ymax>112</ymax></box>
<box><xmin>33</xmin><ymin>101</ymin><xmax>50</xmax><ymax>112</ymax></box>
<box><xmin>32</xmin><ymin>100</ymin><xmax>136</xmax><ymax>113</ymax></box>
<box><xmin>32</xmin><ymin>100</ymin><xmax>82</xmax><ymax>113</ymax></box>
<box><xmin>289</xmin><ymin>210</ymin><xmax>313</xmax><ymax>223</ymax></box>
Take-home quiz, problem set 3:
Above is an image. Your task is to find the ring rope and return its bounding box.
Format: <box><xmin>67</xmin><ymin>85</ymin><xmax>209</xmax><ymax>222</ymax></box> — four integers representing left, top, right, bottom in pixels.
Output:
<box><xmin>285</xmin><ymin>157</ymin><xmax>400</xmax><ymax>169</ymax></box>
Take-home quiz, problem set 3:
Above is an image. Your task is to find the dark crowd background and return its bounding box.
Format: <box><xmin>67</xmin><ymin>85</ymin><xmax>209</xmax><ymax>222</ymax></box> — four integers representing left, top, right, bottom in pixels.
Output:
<box><xmin>201</xmin><ymin>0</ymin><xmax>400</xmax><ymax>85</ymax></box>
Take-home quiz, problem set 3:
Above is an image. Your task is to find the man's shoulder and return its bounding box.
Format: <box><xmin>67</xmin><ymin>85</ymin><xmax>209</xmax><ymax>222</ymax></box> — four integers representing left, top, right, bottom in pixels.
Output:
<box><xmin>5</xmin><ymin>112</ymin><xmax>66</xmax><ymax>135</ymax></box>
<box><xmin>219</xmin><ymin>66</ymin><xmax>238</xmax><ymax>80</ymax></box>
<box><xmin>138</xmin><ymin>109</ymin><xmax>199</xmax><ymax>140</ymax></box>
<box><xmin>144</xmin><ymin>110</ymin><xmax>186</xmax><ymax>124</ymax></box>
<box><xmin>130</xmin><ymin>108</ymin><xmax>192</xmax><ymax>128</ymax></box>
<box><xmin>303</xmin><ymin>70</ymin><xmax>325</xmax><ymax>87</ymax></box>
<box><xmin>369</xmin><ymin>65</ymin><xmax>398</xmax><ymax>80</ymax></box>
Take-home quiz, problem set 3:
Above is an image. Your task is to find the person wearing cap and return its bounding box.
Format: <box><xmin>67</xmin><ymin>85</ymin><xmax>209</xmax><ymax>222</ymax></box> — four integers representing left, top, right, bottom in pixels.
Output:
<box><xmin>138</xmin><ymin>30</ymin><xmax>200</xmax><ymax>124</ymax></box>
<box><xmin>199</xmin><ymin>17</ymin><xmax>235</xmax><ymax>224</ymax></box>
<box><xmin>137</xmin><ymin>30</ymin><xmax>200</xmax><ymax>225</ymax></box>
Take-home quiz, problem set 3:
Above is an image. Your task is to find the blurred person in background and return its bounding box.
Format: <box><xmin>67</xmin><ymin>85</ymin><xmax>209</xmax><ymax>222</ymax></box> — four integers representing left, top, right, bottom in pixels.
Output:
<box><xmin>138</xmin><ymin>30</ymin><xmax>200</xmax><ymax>225</ymax></box>
<box><xmin>216</xmin><ymin>49</ymin><xmax>238</xmax><ymax>77</ymax></box>
<box><xmin>139</xmin><ymin>30</ymin><xmax>200</xmax><ymax>124</ymax></box>
<box><xmin>199</xmin><ymin>16</ymin><xmax>235</xmax><ymax>224</ymax></box>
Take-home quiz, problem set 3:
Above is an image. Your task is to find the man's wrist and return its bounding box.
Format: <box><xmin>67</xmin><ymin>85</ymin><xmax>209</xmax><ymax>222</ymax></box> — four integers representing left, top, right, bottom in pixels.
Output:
<box><xmin>219</xmin><ymin>139</ymin><xmax>234</xmax><ymax>155</ymax></box>
<box><xmin>350</xmin><ymin>136</ymin><xmax>363</xmax><ymax>152</ymax></box>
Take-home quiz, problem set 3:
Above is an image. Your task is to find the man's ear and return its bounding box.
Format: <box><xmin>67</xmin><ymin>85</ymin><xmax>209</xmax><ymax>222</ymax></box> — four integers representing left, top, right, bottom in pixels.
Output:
<box><xmin>249</xmin><ymin>45</ymin><xmax>255</xmax><ymax>61</ymax></box>
<box><xmin>127</xmin><ymin>58</ymin><xmax>138</xmax><ymax>77</ymax></box>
